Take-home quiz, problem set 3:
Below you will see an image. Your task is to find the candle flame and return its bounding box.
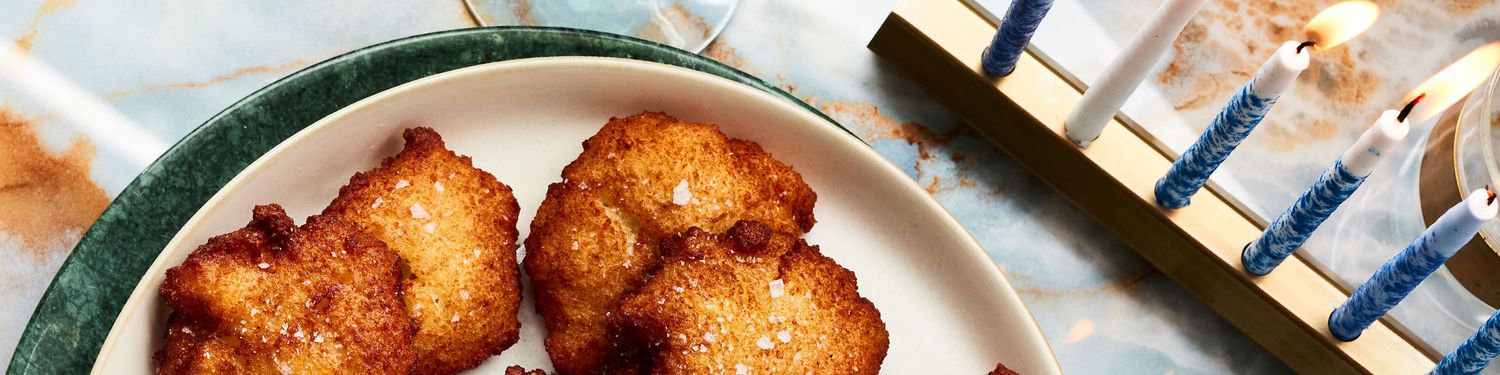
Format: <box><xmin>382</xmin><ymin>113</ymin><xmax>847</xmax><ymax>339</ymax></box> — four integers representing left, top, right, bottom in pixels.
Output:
<box><xmin>1402</xmin><ymin>42</ymin><xmax>1500</xmax><ymax>123</ymax></box>
<box><xmin>1301</xmin><ymin>1</ymin><xmax>1379</xmax><ymax>51</ymax></box>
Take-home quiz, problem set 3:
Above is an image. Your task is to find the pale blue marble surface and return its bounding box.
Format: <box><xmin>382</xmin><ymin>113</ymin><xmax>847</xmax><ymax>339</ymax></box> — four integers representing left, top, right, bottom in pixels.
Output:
<box><xmin>0</xmin><ymin>0</ymin><xmax>1291</xmax><ymax>373</ymax></box>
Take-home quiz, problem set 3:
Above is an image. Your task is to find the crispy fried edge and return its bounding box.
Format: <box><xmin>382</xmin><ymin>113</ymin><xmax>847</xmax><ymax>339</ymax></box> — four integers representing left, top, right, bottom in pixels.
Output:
<box><xmin>504</xmin><ymin>365</ymin><xmax>550</xmax><ymax>375</ymax></box>
<box><xmin>322</xmin><ymin>127</ymin><xmax>523</xmax><ymax>374</ymax></box>
<box><xmin>523</xmin><ymin>181</ymin><xmax>657</xmax><ymax>375</ymax></box>
<box><xmin>525</xmin><ymin>112</ymin><xmax>819</xmax><ymax>374</ymax></box>
<box><xmin>617</xmin><ymin>221</ymin><xmax>889</xmax><ymax>374</ymax></box>
<box><xmin>156</xmin><ymin>204</ymin><xmax>418</xmax><ymax>374</ymax></box>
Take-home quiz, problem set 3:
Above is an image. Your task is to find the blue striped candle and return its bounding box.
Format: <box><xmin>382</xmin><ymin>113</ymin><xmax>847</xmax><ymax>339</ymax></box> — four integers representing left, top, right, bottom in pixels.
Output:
<box><xmin>1328</xmin><ymin>189</ymin><xmax>1498</xmax><ymax>341</ymax></box>
<box><xmin>1154</xmin><ymin>41</ymin><xmax>1309</xmax><ymax>209</ymax></box>
<box><xmin>980</xmin><ymin>0</ymin><xmax>1054</xmax><ymax>77</ymax></box>
<box><xmin>1241</xmin><ymin>161</ymin><xmax>1365</xmax><ymax>275</ymax></box>
<box><xmin>1435</xmin><ymin>308</ymin><xmax>1500</xmax><ymax>375</ymax></box>
<box><xmin>1242</xmin><ymin>110</ymin><xmax>1407</xmax><ymax>275</ymax></box>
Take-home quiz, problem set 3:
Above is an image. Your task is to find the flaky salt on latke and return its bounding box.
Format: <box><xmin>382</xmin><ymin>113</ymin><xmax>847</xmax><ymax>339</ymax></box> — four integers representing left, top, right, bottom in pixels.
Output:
<box><xmin>524</xmin><ymin>112</ymin><xmax>817</xmax><ymax>374</ymax></box>
<box><xmin>323</xmin><ymin>127</ymin><xmax>523</xmax><ymax>375</ymax></box>
<box><xmin>157</xmin><ymin>204</ymin><xmax>416</xmax><ymax>374</ymax></box>
<box><xmin>618</xmin><ymin>221</ymin><xmax>888</xmax><ymax>375</ymax></box>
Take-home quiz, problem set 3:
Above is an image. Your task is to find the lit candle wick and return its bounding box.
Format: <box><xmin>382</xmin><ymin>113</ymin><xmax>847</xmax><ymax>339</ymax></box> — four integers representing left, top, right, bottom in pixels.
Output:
<box><xmin>1397</xmin><ymin>93</ymin><xmax>1426</xmax><ymax>122</ymax></box>
<box><xmin>1296</xmin><ymin>41</ymin><xmax>1317</xmax><ymax>54</ymax></box>
<box><xmin>1488</xmin><ymin>186</ymin><xmax>1496</xmax><ymax>206</ymax></box>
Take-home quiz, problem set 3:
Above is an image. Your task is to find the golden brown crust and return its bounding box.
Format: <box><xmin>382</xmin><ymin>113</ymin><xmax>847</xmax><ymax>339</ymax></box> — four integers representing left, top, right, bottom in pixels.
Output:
<box><xmin>505</xmin><ymin>365</ymin><xmax>550</xmax><ymax>375</ymax></box>
<box><xmin>157</xmin><ymin>204</ymin><xmax>416</xmax><ymax>374</ymax></box>
<box><xmin>987</xmin><ymin>361</ymin><xmax>1021</xmax><ymax>375</ymax></box>
<box><xmin>323</xmin><ymin>127</ymin><xmax>522</xmax><ymax>374</ymax></box>
<box><xmin>618</xmin><ymin>221</ymin><xmax>888</xmax><ymax>375</ymax></box>
<box><xmin>524</xmin><ymin>112</ymin><xmax>817</xmax><ymax>374</ymax></box>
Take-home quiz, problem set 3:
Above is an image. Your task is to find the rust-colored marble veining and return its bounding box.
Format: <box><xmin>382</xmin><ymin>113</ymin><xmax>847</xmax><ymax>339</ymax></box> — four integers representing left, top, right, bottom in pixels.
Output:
<box><xmin>1012</xmin><ymin>269</ymin><xmax>1157</xmax><ymax>298</ymax></box>
<box><xmin>1153</xmin><ymin>0</ymin><xmax>1396</xmax><ymax>148</ymax></box>
<box><xmin>633</xmin><ymin>2</ymin><xmax>712</xmax><ymax>46</ymax></box>
<box><xmin>0</xmin><ymin>109</ymin><xmax>109</xmax><ymax>256</ymax></box>
<box><xmin>1159</xmin><ymin>20</ymin><xmax>1248</xmax><ymax>111</ymax></box>
<box><xmin>703</xmin><ymin>38</ymin><xmax>752</xmax><ymax>73</ymax></box>
<box><xmin>1158</xmin><ymin>20</ymin><xmax>1211</xmax><ymax>87</ymax></box>
<box><xmin>700</xmin><ymin>33</ymin><xmax>979</xmax><ymax>196</ymax></box>
<box><xmin>103</xmin><ymin>60</ymin><xmax>308</xmax><ymax>100</ymax></box>
<box><xmin>511</xmin><ymin>0</ymin><xmax>538</xmax><ymax>26</ymax></box>
<box><xmin>806</xmin><ymin>98</ymin><xmax>990</xmax><ymax>196</ymax></box>
<box><xmin>1257</xmin><ymin>116</ymin><xmax>1343</xmax><ymax>152</ymax></box>
<box><xmin>1436</xmin><ymin>0</ymin><xmax>1489</xmax><ymax>16</ymax></box>
<box><xmin>1303</xmin><ymin>50</ymin><xmax>1381</xmax><ymax>106</ymax></box>
<box><xmin>12</xmin><ymin>0</ymin><xmax>78</xmax><ymax>52</ymax></box>
<box><xmin>815</xmin><ymin>100</ymin><xmax>952</xmax><ymax>161</ymax></box>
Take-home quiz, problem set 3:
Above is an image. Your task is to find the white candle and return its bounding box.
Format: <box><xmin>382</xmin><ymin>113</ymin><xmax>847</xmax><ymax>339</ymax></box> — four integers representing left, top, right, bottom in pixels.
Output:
<box><xmin>1242</xmin><ymin>41</ymin><xmax>1500</xmax><ymax>276</ymax></box>
<box><xmin>1153</xmin><ymin>41</ymin><xmax>1309</xmax><ymax>209</ymax></box>
<box><xmin>1241</xmin><ymin>110</ymin><xmax>1406</xmax><ymax>275</ymax></box>
<box><xmin>1247</xmin><ymin>41</ymin><xmax>1313</xmax><ymax>101</ymax></box>
<box><xmin>1329</xmin><ymin>189</ymin><xmax>1498</xmax><ymax>341</ymax></box>
<box><xmin>1064</xmin><ymin>0</ymin><xmax>1207</xmax><ymax>147</ymax></box>
<box><xmin>1339</xmin><ymin>110</ymin><xmax>1407</xmax><ymax>176</ymax></box>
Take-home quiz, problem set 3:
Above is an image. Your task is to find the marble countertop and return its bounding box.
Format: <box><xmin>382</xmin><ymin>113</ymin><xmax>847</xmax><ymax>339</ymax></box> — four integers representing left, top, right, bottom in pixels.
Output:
<box><xmin>1</xmin><ymin>0</ymin><xmax>1403</xmax><ymax>372</ymax></box>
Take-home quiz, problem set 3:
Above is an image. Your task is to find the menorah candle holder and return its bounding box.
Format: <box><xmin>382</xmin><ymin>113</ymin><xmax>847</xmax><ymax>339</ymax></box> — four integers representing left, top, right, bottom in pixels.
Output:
<box><xmin>1420</xmin><ymin>73</ymin><xmax>1500</xmax><ymax>308</ymax></box>
<box><xmin>867</xmin><ymin>0</ymin><xmax>1438</xmax><ymax>373</ymax></box>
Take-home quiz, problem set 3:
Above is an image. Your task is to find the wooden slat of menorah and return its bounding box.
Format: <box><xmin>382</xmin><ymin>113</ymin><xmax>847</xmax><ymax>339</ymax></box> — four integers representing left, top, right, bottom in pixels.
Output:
<box><xmin>867</xmin><ymin>0</ymin><xmax>1437</xmax><ymax>373</ymax></box>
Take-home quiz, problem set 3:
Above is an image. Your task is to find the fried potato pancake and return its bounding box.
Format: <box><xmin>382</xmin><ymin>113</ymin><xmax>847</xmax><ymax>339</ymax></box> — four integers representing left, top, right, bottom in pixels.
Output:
<box><xmin>618</xmin><ymin>221</ymin><xmax>888</xmax><ymax>374</ymax></box>
<box><xmin>323</xmin><ymin>127</ymin><xmax>522</xmax><ymax>374</ymax></box>
<box><xmin>525</xmin><ymin>112</ymin><xmax>817</xmax><ymax>374</ymax></box>
<box><xmin>157</xmin><ymin>204</ymin><xmax>415</xmax><ymax>374</ymax></box>
<box><xmin>505</xmin><ymin>366</ymin><xmax>549</xmax><ymax>375</ymax></box>
<box><xmin>987</xmin><ymin>362</ymin><xmax>1020</xmax><ymax>375</ymax></box>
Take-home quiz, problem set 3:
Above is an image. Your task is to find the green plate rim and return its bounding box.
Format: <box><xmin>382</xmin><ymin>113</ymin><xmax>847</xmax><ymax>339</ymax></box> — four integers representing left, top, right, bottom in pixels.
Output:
<box><xmin>7</xmin><ymin>26</ymin><xmax>854</xmax><ymax>374</ymax></box>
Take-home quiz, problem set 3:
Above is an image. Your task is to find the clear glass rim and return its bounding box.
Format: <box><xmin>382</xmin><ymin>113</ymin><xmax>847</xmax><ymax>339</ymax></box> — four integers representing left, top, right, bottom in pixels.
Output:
<box><xmin>1480</xmin><ymin>70</ymin><xmax>1500</xmax><ymax>188</ymax></box>
<box><xmin>459</xmin><ymin>0</ymin><xmax>738</xmax><ymax>54</ymax></box>
<box><xmin>1468</xmin><ymin>69</ymin><xmax>1500</xmax><ymax>252</ymax></box>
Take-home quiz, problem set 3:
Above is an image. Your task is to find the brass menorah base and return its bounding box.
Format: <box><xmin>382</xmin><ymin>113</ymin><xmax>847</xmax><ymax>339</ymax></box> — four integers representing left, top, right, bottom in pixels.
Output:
<box><xmin>867</xmin><ymin>0</ymin><xmax>1437</xmax><ymax>373</ymax></box>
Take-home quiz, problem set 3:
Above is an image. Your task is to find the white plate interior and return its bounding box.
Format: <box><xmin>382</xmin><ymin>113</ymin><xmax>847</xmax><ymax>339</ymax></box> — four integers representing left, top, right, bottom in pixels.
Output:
<box><xmin>93</xmin><ymin>57</ymin><xmax>1059</xmax><ymax>374</ymax></box>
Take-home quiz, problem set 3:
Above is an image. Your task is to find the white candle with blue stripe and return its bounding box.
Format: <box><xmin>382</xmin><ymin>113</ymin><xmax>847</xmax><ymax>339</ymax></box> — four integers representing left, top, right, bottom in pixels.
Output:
<box><xmin>1243</xmin><ymin>43</ymin><xmax>1500</xmax><ymax>276</ymax></box>
<box><xmin>980</xmin><ymin>0</ymin><xmax>1054</xmax><ymax>77</ymax></box>
<box><xmin>1152</xmin><ymin>40</ymin><xmax>1309</xmax><ymax>209</ymax></box>
<box><xmin>1435</xmin><ymin>308</ymin><xmax>1500</xmax><ymax>375</ymax></box>
<box><xmin>1152</xmin><ymin>1</ymin><xmax>1379</xmax><ymax>209</ymax></box>
<box><xmin>1241</xmin><ymin>108</ymin><xmax>1410</xmax><ymax>275</ymax></box>
<box><xmin>1328</xmin><ymin>189</ymin><xmax>1497</xmax><ymax>341</ymax></box>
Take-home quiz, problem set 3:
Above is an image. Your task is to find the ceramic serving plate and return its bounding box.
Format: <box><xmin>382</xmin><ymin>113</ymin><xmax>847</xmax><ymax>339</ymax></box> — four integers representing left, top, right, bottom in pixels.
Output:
<box><xmin>88</xmin><ymin>57</ymin><xmax>1056</xmax><ymax>374</ymax></box>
